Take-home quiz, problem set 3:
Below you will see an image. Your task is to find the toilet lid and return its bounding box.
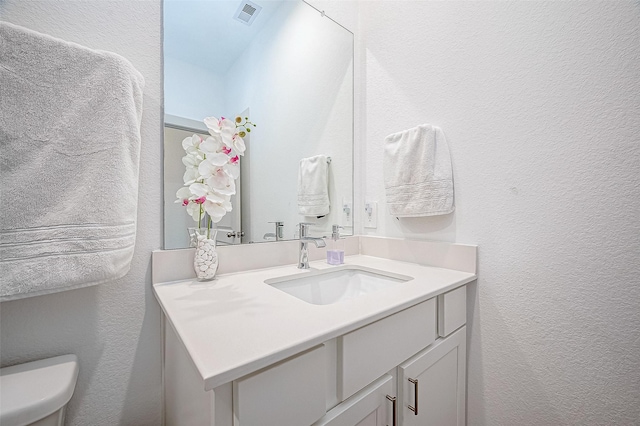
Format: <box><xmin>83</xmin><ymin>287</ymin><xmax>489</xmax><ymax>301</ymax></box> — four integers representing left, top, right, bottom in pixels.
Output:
<box><xmin>0</xmin><ymin>354</ymin><xmax>79</xmax><ymax>426</ymax></box>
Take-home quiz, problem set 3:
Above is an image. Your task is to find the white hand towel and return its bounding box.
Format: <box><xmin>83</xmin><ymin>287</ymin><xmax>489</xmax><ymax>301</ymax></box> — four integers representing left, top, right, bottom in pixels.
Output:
<box><xmin>0</xmin><ymin>22</ymin><xmax>145</xmax><ymax>301</ymax></box>
<box><xmin>297</xmin><ymin>155</ymin><xmax>330</xmax><ymax>216</ymax></box>
<box><xmin>384</xmin><ymin>124</ymin><xmax>454</xmax><ymax>217</ymax></box>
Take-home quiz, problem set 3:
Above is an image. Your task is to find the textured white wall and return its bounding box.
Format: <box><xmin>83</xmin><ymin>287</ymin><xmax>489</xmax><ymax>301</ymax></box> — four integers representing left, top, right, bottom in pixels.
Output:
<box><xmin>360</xmin><ymin>1</ymin><xmax>640</xmax><ymax>424</ymax></box>
<box><xmin>0</xmin><ymin>1</ymin><xmax>163</xmax><ymax>425</ymax></box>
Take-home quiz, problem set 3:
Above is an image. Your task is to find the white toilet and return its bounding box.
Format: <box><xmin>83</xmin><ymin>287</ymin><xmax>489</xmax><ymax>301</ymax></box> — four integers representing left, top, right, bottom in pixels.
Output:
<box><xmin>0</xmin><ymin>354</ymin><xmax>79</xmax><ymax>426</ymax></box>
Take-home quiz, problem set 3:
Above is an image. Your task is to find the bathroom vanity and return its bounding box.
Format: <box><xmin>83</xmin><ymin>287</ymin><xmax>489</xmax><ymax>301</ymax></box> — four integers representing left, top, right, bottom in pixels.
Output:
<box><xmin>153</xmin><ymin>237</ymin><xmax>476</xmax><ymax>426</ymax></box>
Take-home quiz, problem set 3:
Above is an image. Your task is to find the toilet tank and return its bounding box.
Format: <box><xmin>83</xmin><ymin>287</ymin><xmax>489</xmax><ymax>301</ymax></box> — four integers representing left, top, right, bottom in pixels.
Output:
<box><xmin>0</xmin><ymin>355</ymin><xmax>79</xmax><ymax>426</ymax></box>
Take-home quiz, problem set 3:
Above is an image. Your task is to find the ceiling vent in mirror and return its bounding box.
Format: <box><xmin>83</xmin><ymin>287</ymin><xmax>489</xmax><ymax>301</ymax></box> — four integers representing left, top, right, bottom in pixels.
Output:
<box><xmin>234</xmin><ymin>1</ymin><xmax>262</xmax><ymax>26</ymax></box>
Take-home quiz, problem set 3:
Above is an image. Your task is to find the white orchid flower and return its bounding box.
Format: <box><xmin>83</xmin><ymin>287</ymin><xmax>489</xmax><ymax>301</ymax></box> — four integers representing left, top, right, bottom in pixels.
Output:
<box><xmin>187</xmin><ymin>183</ymin><xmax>222</xmax><ymax>202</ymax></box>
<box><xmin>204</xmin><ymin>116</ymin><xmax>235</xmax><ymax>141</ymax></box>
<box><xmin>202</xmin><ymin>152</ymin><xmax>229</xmax><ymax>167</ymax></box>
<box><xmin>187</xmin><ymin>182</ymin><xmax>232</xmax><ymax>222</ymax></box>
<box><xmin>223</xmin><ymin>133</ymin><xmax>246</xmax><ymax>156</ymax></box>
<box><xmin>203</xmin><ymin>202</ymin><xmax>226</xmax><ymax>223</ymax></box>
<box><xmin>177</xmin><ymin>115</ymin><xmax>252</xmax><ymax>226</ymax></box>
<box><xmin>183</xmin><ymin>167</ymin><xmax>199</xmax><ymax>185</ymax></box>
<box><xmin>234</xmin><ymin>134</ymin><xmax>246</xmax><ymax>155</ymax></box>
<box><xmin>186</xmin><ymin>202</ymin><xmax>202</xmax><ymax>222</ymax></box>
<box><xmin>198</xmin><ymin>156</ymin><xmax>230</xmax><ymax>179</ymax></box>
<box><xmin>205</xmin><ymin>116</ymin><xmax>246</xmax><ymax>156</ymax></box>
<box><xmin>175</xmin><ymin>186</ymin><xmax>203</xmax><ymax>222</ymax></box>
<box><xmin>200</xmin><ymin>135</ymin><xmax>238</xmax><ymax>161</ymax></box>
<box><xmin>175</xmin><ymin>187</ymin><xmax>193</xmax><ymax>206</ymax></box>
<box><xmin>203</xmin><ymin>195</ymin><xmax>233</xmax><ymax>223</ymax></box>
<box><xmin>182</xmin><ymin>152</ymin><xmax>201</xmax><ymax>168</ymax></box>
<box><xmin>181</xmin><ymin>158</ymin><xmax>201</xmax><ymax>185</ymax></box>
<box><xmin>188</xmin><ymin>182</ymin><xmax>208</xmax><ymax>198</ymax></box>
<box><xmin>199</xmin><ymin>135</ymin><xmax>223</xmax><ymax>155</ymax></box>
<box><xmin>223</xmin><ymin>155</ymin><xmax>240</xmax><ymax>179</ymax></box>
<box><xmin>198</xmin><ymin>159</ymin><xmax>236</xmax><ymax>195</ymax></box>
<box><xmin>181</xmin><ymin>134</ymin><xmax>202</xmax><ymax>155</ymax></box>
<box><xmin>207</xmin><ymin>171</ymin><xmax>236</xmax><ymax>196</ymax></box>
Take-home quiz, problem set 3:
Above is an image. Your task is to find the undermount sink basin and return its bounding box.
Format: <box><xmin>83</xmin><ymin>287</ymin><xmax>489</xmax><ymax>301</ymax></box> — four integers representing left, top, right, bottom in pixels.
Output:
<box><xmin>265</xmin><ymin>265</ymin><xmax>413</xmax><ymax>305</ymax></box>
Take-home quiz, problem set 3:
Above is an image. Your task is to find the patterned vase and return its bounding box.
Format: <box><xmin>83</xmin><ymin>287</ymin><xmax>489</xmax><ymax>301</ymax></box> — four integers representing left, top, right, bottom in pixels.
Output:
<box><xmin>188</xmin><ymin>227</ymin><xmax>219</xmax><ymax>281</ymax></box>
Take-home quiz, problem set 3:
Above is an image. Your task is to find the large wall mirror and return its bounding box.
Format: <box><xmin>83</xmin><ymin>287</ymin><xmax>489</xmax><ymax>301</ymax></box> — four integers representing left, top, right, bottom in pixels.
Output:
<box><xmin>163</xmin><ymin>0</ymin><xmax>354</xmax><ymax>249</ymax></box>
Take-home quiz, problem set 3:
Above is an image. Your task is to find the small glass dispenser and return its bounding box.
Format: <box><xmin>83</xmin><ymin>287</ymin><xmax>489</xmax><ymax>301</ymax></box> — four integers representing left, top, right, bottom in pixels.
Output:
<box><xmin>326</xmin><ymin>225</ymin><xmax>345</xmax><ymax>265</ymax></box>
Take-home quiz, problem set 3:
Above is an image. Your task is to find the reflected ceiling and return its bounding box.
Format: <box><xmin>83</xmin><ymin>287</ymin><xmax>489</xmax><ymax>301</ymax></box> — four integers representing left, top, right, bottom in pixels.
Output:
<box><xmin>164</xmin><ymin>0</ymin><xmax>284</xmax><ymax>73</ymax></box>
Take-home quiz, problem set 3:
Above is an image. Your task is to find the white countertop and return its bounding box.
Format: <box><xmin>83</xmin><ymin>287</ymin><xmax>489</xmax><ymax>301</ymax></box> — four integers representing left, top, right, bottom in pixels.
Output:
<box><xmin>153</xmin><ymin>254</ymin><xmax>476</xmax><ymax>391</ymax></box>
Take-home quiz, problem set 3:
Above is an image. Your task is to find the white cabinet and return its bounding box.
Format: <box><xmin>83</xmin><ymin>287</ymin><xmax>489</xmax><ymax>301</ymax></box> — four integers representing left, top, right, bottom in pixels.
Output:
<box><xmin>399</xmin><ymin>326</ymin><xmax>467</xmax><ymax>426</ymax></box>
<box><xmin>162</xmin><ymin>284</ymin><xmax>469</xmax><ymax>426</ymax></box>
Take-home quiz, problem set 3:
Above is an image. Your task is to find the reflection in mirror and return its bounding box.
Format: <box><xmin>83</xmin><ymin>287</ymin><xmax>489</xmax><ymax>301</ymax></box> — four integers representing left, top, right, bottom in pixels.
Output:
<box><xmin>163</xmin><ymin>0</ymin><xmax>354</xmax><ymax>249</ymax></box>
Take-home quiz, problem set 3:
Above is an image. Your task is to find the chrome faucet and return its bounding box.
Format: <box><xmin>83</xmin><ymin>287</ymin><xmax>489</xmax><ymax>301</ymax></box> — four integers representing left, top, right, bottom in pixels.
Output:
<box><xmin>272</xmin><ymin>221</ymin><xmax>284</xmax><ymax>241</ymax></box>
<box><xmin>264</xmin><ymin>221</ymin><xmax>284</xmax><ymax>241</ymax></box>
<box><xmin>298</xmin><ymin>223</ymin><xmax>326</xmax><ymax>269</ymax></box>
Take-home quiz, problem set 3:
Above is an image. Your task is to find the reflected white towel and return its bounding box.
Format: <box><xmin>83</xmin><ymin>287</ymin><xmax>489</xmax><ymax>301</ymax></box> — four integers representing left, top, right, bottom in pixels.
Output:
<box><xmin>0</xmin><ymin>22</ymin><xmax>145</xmax><ymax>301</ymax></box>
<box><xmin>297</xmin><ymin>155</ymin><xmax>330</xmax><ymax>216</ymax></box>
<box><xmin>384</xmin><ymin>124</ymin><xmax>454</xmax><ymax>217</ymax></box>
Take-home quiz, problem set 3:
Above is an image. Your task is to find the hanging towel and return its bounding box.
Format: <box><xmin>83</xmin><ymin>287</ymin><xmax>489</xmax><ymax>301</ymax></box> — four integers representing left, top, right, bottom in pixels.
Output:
<box><xmin>297</xmin><ymin>155</ymin><xmax>330</xmax><ymax>216</ymax></box>
<box><xmin>0</xmin><ymin>22</ymin><xmax>145</xmax><ymax>301</ymax></box>
<box><xmin>384</xmin><ymin>124</ymin><xmax>454</xmax><ymax>217</ymax></box>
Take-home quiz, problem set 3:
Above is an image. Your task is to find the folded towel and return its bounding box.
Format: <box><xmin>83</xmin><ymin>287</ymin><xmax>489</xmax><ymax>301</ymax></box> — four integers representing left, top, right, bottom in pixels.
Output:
<box><xmin>0</xmin><ymin>22</ymin><xmax>145</xmax><ymax>301</ymax></box>
<box><xmin>384</xmin><ymin>124</ymin><xmax>454</xmax><ymax>217</ymax></box>
<box><xmin>297</xmin><ymin>155</ymin><xmax>330</xmax><ymax>216</ymax></box>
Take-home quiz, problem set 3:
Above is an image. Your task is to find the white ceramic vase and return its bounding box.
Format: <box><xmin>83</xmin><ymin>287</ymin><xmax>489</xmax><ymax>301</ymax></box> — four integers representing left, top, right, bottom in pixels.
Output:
<box><xmin>189</xmin><ymin>228</ymin><xmax>218</xmax><ymax>281</ymax></box>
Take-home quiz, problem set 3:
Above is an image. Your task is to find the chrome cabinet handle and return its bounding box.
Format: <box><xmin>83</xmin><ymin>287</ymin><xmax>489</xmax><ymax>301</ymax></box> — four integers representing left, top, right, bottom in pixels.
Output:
<box><xmin>386</xmin><ymin>395</ymin><xmax>397</xmax><ymax>426</ymax></box>
<box><xmin>226</xmin><ymin>231</ymin><xmax>245</xmax><ymax>238</ymax></box>
<box><xmin>408</xmin><ymin>378</ymin><xmax>419</xmax><ymax>415</ymax></box>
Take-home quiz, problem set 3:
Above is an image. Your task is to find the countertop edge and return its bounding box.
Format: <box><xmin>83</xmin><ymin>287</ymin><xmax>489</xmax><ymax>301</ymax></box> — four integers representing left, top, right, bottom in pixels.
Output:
<box><xmin>153</xmin><ymin>254</ymin><xmax>477</xmax><ymax>391</ymax></box>
<box><xmin>154</xmin><ymin>270</ymin><xmax>476</xmax><ymax>391</ymax></box>
<box><xmin>201</xmin><ymin>273</ymin><xmax>476</xmax><ymax>390</ymax></box>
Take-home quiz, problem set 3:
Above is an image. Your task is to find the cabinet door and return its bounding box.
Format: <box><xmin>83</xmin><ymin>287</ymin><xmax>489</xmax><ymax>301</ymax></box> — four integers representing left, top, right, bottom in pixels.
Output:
<box><xmin>314</xmin><ymin>375</ymin><xmax>395</xmax><ymax>426</ymax></box>
<box><xmin>399</xmin><ymin>326</ymin><xmax>466</xmax><ymax>426</ymax></box>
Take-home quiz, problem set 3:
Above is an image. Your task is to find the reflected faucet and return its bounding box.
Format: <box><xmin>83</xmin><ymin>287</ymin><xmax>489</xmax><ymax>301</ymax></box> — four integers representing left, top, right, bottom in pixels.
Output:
<box><xmin>298</xmin><ymin>223</ymin><xmax>326</xmax><ymax>269</ymax></box>
<box><xmin>262</xmin><ymin>222</ymin><xmax>284</xmax><ymax>241</ymax></box>
<box><xmin>263</xmin><ymin>221</ymin><xmax>284</xmax><ymax>241</ymax></box>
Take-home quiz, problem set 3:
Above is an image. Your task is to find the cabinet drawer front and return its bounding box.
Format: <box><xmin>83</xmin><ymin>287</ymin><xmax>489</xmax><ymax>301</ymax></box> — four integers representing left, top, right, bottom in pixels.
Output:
<box><xmin>314</xmin><ymin>375</ymin><xmax>393</xmax><ymax>426</ymax></box>
<box><xmin>233</xmin><ymin>345</ymin><xmax>326</xmax><ymax>426</ymax></box>
<box><xmin>438</xmin><ymin>285</ymin><xmax>466</xmax><ymax>337</ymax></box>
<box><xmin>340</xmin><ymin>298</ymin><xmax>436</xmax><ymax>400</ymax></box>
